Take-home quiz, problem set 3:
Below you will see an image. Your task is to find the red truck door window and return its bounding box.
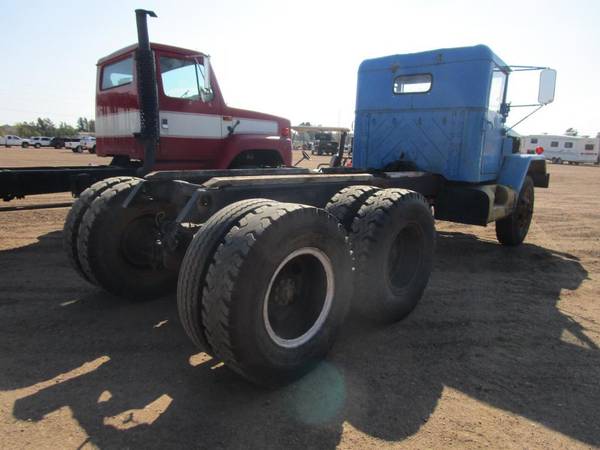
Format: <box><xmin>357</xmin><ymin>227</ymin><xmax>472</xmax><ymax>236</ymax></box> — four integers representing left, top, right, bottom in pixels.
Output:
<box><xmin>157</xmin><ymin>52</ymin><xmax>223</xmax><ymax>163</ymax></box>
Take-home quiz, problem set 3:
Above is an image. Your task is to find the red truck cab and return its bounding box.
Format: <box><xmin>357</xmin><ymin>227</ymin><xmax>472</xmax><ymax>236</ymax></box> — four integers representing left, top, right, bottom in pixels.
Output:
<box><xmin>95</xmin><ymin>43</ymin><xmax>292</xmax><ymax>169</ymax></box>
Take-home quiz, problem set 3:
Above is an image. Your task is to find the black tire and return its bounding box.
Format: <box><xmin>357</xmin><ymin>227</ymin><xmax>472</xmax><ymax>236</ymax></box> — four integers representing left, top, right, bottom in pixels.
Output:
<box><xmin>325</xmin><ymin>185</ymin><xmax>381</xmax><ymax>231</ymax></box>
<box><xmin>63</xmin><ymin>176</ymin><xmax>138</xmax><ymax>284</ymax></box>
<box><xmin>201</xmin><ymin>204</ymin><xmax>353</xmax><ymax>386</ymax></box>
<box><xmin>178</xmin><ymin>199</ymin><xmax>278</xmax><ymax>353</ymax></box>
<box><xmin>495</xmin><ymin>176</ymin><xmax>534</xmax><ymax>246</ymax></box>
<box><xmin>77</xmin><ymin>179</ymin><xmax>177</xmax><ymax>300</ymax></box>
<box><xmin>76</xmin><ymin>146</ymin><xmax>82</xmax><ymax>153</ymax></box>
<box><xmin>89</xmin><ymin>146</ymin><xmax>96</xmax><ymax>154</ymax></box>
<box><xmin>21</xmin><ymin>143</ymin><xmax>28</xmax><ymax>148</ymax></box>
<box><xmin>351</xmin><ymin>189</ymin><xmax>435</xmax><ymax>322</ymax></box>
<box><xmin>34</xmin><ymin>143</ymin><xmax>41</xmax><ymax>148</ymax></box>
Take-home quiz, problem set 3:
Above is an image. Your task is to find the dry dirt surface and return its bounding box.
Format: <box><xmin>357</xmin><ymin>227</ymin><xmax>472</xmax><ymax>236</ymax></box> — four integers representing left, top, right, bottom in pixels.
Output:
<box><xmin>1</xmin><ymin>150</ymin><xmax>599</xmax><ymax>449</ymax></box>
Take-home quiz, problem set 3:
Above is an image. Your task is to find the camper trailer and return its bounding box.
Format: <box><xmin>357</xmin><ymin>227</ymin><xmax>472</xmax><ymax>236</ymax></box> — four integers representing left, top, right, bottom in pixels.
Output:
<box><xmin>522</xmin><ymin>134</ymin><xmax>599</xmax><ymax>165</ymax></box>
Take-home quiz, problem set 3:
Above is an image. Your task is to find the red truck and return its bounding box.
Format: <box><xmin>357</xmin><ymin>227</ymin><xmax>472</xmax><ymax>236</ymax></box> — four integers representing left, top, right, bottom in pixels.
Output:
<box><xmin>96</xmin><ymin>43</ymin><xmax>291</xmax><ymax>170</ymax></box>
<box><xmin>0</xmin><ymin>19</ymin><xmax>292</xmax><ymax>201</ymax></box>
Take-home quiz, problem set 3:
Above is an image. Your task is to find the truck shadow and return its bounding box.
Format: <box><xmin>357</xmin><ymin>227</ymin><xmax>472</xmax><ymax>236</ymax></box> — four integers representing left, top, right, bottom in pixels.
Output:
<box><xmin>3</xmin><ymin>229</ymin><xmax>598</xmax><ymax>448</ymax></box>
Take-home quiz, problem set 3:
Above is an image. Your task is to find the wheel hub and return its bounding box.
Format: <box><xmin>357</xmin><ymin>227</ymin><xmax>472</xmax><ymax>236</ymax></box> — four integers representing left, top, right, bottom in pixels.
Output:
<box><xmin>263</xmin><ymin>247</ymin><xmax>334</xmax><ymax>348</ymax></box>
<box><xmin>120</xmin><ymin>215</ymin><xmax>164</xmax><ymax>269</ymax></box>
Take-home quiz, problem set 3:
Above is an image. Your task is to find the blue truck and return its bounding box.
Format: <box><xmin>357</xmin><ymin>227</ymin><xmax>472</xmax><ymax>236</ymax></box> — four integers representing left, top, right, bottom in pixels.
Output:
<box><xmin>63</xmin><ymin>10</ymin><xmax>556</xmax><ymax>386</ymax></box>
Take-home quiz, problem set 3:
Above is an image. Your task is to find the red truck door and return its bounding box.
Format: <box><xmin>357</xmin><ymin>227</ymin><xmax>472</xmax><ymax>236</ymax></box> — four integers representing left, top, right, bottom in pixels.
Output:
<box><xmin>156</xmin><ymin>51</ymin><xmax>224</xmax><ymax>166</ymax></box>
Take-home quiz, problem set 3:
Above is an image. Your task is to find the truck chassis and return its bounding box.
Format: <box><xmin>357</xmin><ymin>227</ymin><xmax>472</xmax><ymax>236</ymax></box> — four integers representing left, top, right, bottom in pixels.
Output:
<box><xmin>64</xmin><ymin>163</ymin><xmax>535</xmax><ymax>386</ymax></box>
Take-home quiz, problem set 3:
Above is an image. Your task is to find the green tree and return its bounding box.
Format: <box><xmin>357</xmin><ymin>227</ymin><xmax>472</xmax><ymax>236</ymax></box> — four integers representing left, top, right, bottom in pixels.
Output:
<box><xmin>77</xmin><ymin>117</ymin><xmax>87</xmax><ymax>132</ymax></box>
<box><xmin>36</xmin><ymin>117</ymin><xmax>56</xmax><ymax>135</ymax></box>
<box><xmin>88</xmin><ymin>119</ymin><xmax>95</xmax><ymax>132</ymax></box>
<box><xmin>56</xmin><ymin>122</ymin><xmax>77</xmax><ymax>137</ymax></box>
<box><xmin>15</xmin><ymin>121</ymin><xmax>38</xmax><ymax>137</ymax></box>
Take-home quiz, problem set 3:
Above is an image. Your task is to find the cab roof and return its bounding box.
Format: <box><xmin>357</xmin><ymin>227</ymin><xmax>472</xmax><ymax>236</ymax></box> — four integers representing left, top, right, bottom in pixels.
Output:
<box><xmin>97</xmin><ymin>42</ymin><xmax>207</xmax><ymax>65</ymax></box>
<box><xmin>359</xmin><ymin>45</ymin><xmax>509</xmax><ymax>73</ymax></box>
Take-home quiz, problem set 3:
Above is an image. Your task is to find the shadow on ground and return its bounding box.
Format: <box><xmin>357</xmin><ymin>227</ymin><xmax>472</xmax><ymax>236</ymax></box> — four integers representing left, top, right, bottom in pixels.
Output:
<box><xmin>2</xmin><ymin>230</ymin><xmax>598</xmax><ymax>448</ymax></box>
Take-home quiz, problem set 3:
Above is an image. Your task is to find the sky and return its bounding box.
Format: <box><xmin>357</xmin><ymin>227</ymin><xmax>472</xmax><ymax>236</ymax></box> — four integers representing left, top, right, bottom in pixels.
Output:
<box><xmin>0</xmin><ymin>0</ymin><xmax>599</xmax><ymax>137</ymax></box>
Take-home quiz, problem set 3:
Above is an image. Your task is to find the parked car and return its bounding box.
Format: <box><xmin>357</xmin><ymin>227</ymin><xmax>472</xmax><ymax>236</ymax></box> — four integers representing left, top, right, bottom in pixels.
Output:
<box><xmin>80</xmin><ymin>136</ymin><xmax>96</xmax><ymax>153</ymax></box>
<box><xmin>66</xmin><ymin>138</ymin><xmax>85</xmax><ymax>153</ymax></box>
<box><xmin>29</xmin><ymin>136</ymin><xmax>53</xmax><ymax>148</ymax></box>
<box><xmin>0</xmin><ymin>135</ymin><xmax>27</xmax><ymax>148</ymax></box>
<box><xmin>49</xmin><ymin>137</ymin><xmax>71</xmax><ymax>149</ymax></box>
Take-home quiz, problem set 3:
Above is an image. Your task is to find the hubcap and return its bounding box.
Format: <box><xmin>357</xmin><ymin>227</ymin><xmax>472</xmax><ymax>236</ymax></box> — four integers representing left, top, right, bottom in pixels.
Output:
<box><xmin>263</xmin><ymin>247</ymin><xmax>334</xmax><ymax>348</ymax></box>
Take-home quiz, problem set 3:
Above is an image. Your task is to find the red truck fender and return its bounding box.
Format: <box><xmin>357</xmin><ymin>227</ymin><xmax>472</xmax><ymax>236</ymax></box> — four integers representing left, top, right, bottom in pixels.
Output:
<box><xmin>217</xmin><ymin>134</ymin><xmax>292</xmax><ymax>168</ymax></box>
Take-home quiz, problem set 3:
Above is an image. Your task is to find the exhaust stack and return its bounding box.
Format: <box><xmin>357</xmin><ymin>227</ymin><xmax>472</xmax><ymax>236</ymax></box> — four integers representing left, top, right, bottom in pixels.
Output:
<box><xmin>134</xmin><ymin>9</ymin><xmax>159</xmax><ymax>174</ymax></box>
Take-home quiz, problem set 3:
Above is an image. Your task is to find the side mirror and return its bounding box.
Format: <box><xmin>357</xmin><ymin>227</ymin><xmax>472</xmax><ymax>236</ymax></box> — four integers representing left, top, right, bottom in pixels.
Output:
<box><xmin>538</xmin><ymin>69</ymin><xmax>557</xmax><ymax>105</ymax></box>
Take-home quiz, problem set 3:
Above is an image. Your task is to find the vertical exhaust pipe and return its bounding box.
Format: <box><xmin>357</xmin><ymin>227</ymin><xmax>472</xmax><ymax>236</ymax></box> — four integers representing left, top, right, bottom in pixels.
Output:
<box><xmin>134</xmin><ymin>9</ymin><xmax>159</xmax><ymax>174</ymax></box>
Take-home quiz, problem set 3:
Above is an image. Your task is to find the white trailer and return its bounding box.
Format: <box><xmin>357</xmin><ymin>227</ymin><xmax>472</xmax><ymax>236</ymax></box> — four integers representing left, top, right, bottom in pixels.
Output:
<box><xmin>521</xmin><ymin>134</ymin><xmax>599</xmax><ymax>165</ymax></box>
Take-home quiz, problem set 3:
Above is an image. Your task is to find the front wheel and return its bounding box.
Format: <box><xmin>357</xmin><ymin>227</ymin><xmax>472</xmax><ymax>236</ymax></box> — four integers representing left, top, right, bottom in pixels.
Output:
<box><xmin>34</xmin><ymin>143</ymin><xmax>41</xmax><ymax>148</ymax></box>
<box><xmin>495</xmin><ymin>176</ymin><xmax>534</xmax><ymax>246</ymax></box>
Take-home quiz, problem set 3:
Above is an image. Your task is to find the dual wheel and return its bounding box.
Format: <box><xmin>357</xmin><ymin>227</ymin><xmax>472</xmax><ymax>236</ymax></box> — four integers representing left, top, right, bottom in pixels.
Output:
<box><xmin>178</xmin><ymin>185</ymin><xmax>435</xmax><ymax>385</ymax></box>
<box><xmin>63</xmin><ymin>176</ymin><xmax>178</xmax><ymax>300</ymax></box>
<box><xmin>65</xmin><ymin>180</ymin><xmax>436</xmax><ymax>385</ymax></box>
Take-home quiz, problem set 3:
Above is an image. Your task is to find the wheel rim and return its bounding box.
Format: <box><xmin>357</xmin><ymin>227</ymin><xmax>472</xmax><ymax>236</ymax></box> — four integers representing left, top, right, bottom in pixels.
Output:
<box><xmin>263</xmin><ymin>247</ymin><xmax>334</xmax><ymax>349</ymax></box>
<box><xmin>516</xmin><ymin>183</ymin><xmax>534</xmax><ymax>230</ymax></box>
<box><xmin>119</xmin><ymin>215</ymin><xmax>163</xmax><ymax>269</ymax></box>
<box><xmin>386</xmin><ymin>224</ymin><xmax>424</xmax><ymax>292</ymax></box>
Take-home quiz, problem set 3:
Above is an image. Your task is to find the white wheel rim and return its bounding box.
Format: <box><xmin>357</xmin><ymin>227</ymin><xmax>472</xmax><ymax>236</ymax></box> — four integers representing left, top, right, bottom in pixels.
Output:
<box><xmin>263</xmin><ymin>247</ymin><xmax>334</xmax><ymax>349</ymax></box>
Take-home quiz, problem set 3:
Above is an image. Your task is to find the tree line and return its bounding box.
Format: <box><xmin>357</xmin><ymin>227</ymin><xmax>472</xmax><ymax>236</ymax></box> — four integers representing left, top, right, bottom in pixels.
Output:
<box><xmin>0</xmin><ymin>117</ymin><xmax>95</xmax><ymax>138</ymax></box>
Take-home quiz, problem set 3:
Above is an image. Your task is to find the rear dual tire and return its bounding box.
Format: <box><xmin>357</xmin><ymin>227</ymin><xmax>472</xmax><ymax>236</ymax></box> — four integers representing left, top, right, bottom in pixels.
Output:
<box><xmin>178</xmin><ymin>202</ymin><xmax>353</xmax><ymax>386</ymax></box>
<box><xmin>334</xmin><ymin>188</ymin><xmax>435</xmax><ymax>322</ymax></box>
<box><xmin>65</xmin><ymin>177</ymin><xmax>178</xmax><ymax>300</ymax></box>
<box><xmin>64</xmin><ymin>176</ymin><xmax>138</xmax><ymax>283</ymax></box>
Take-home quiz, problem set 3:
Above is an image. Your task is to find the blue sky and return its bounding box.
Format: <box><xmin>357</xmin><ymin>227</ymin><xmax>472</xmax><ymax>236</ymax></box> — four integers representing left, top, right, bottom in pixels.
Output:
<box><xmin>0</xmin><ymin>0</ymin><xmax>599</xmax><ymax>136</ymax></box>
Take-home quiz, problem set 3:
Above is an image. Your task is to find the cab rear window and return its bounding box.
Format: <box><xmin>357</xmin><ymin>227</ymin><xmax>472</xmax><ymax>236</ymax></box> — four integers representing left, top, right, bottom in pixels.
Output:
<box><xmin>393</xmin><ymin>74</ymin><xmax>432</xmax><ymax>94</ymax></box>
<box><xmin>101</xmin><ymin>57</ymin><xmax>134</xmax><ymax>90</ymax></box>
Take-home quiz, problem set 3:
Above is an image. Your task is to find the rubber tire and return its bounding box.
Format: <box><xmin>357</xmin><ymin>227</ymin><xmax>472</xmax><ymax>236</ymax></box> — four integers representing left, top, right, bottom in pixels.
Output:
<box><xmin>496</xmin><ymin>176</ymin><xmax>534</xmax><ymax>246</ymax></box>
<box><xmin>34</xmin><ymin>143</ymin><xmax>41</xmax><ymax>148</ymax></box>
<box><xmin>21</xmin><ymin>143</ymin><xmax>28</xmax><ymax>148</ymax></box>
<box><xmin>351</xmin><ymin>188</ymin><xmax>436</xmax><ymax>322</ymax></box>
<box><xmin>201</xmin><ymin>204</ymin><xmax>353</xmax><ymax>386</ymax></box>
<box><xmin>178</xmin><ymin>199</ymin><xmax>278</xmax><ymax>353</ymax></box>
<box><xmin>77</xmin><ymin>179</ymin><xmax>177</xmax><ymax>300</ymax></box>
<box><xmin>88</xmin><ymin>146</ymin><xmax>96</xmax><ymax>154</ymax></box>
<box><xmin>63</xmin><ymin>176</ymin><xmax>138</xmax><ymax>284</ymax></box>
<box><xmin>325</xmin><ymin>185</ymin><xmax>381</xmax><ymax>231</ymax></box>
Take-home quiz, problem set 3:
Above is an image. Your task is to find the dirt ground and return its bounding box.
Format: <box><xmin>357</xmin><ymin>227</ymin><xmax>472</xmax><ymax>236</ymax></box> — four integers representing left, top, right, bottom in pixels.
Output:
<box><xmin>1</xmin><ymin>148</ymin><xmax>599</xmax><ymax>449</ymax></box>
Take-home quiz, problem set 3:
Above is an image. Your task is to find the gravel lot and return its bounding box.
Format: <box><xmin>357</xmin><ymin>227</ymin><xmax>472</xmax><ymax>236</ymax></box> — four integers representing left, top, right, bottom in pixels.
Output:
<box><xmin>1</xmin><ymin>149</ymin><xmax>599</xmax><ymax>449</ymax></box>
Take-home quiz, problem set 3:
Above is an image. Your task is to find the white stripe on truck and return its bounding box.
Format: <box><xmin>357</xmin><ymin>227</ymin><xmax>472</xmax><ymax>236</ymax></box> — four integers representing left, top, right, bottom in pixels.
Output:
<box><xmin>96</xmin><ymin>110</ymin><xmax>278</xmax><ymax>138</ymax></box>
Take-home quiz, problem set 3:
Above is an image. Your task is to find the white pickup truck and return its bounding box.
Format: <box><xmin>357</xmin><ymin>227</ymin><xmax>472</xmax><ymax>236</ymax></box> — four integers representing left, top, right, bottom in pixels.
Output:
<box><xmin>0</xmin><ymin>135</ymin><xmax>29</xmax><ymax>148</ymax></box>
<box><xmin>67</xmin><ymin>136</ymin><xmax>96</xmax><ymax>153</ymax></box>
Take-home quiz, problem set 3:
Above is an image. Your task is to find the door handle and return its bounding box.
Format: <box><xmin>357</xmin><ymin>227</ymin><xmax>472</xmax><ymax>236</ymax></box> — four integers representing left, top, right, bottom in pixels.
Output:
<box><xmin>161</xmin><ymin>118</ymin><xmax>169</xmax><ymax>129</ymax></box>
